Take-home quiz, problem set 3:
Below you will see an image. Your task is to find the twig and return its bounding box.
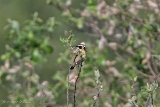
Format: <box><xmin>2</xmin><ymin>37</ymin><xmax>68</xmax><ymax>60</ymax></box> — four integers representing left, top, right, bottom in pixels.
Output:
<box><xmin>67</xmin><ymin>36</ymin><xmax>74</xmax><ymax>107</ymax></box>
<box><xmin>146</xmin><ymin>37</ymin><xmax>158</xmax><ymax>75</ymax></box>
<box><xmin>131</xmin><ymin>81</ymin><xmax>137</xmax><ymax>96</ymax></box>
<box><xmin>93</xmin><ymin>70</ymin><xmax>101</xmax><ymax>107</ymax></box>
<box><xmin>147</xmin><ymin>62</ymin><xmax>156</xmax><ymax>77</ymax></box>
<box><xmin>74</xmin><ymin>61</ymin><xmax>83</xmax><ymax>107</ymax></box>
<box><xmin>151</xmin><ymin>93</ymin><xmax>154</xmax><ymax>107</ymax></box>
<box><xmin>67</xmin><ymin>68</ymin><xmax>70</xmax><ymax>107</ymax></box>
<box><xmin>155</xmin><ymin>73</ymin><xmax>160</xmax><ymax>82</ymax></box>
<box><xmin>93</xmin><ymin>92</ymin><xmax>100</xmax><ymax>107</ymax></box>
<box><xmin>145</xmin><ymin>92</ymin><xmax>154</xmax><ymax>107</ymax></box>
<box><xmin>151</xmin><ymin>57</ymin><xmax>159</xmax><ymax>75</ymax></box>
<box><xmin>67</xmin><ymin>51</ymin><xmax>71</xmax><ymax>107</ymax></box>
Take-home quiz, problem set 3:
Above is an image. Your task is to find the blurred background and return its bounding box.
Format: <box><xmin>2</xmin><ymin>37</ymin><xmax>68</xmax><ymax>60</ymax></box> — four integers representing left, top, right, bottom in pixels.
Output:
<box><xmin>0</xmin><ymin>0</ymin><xmax>160</xmax><ymax>107</ymax></box>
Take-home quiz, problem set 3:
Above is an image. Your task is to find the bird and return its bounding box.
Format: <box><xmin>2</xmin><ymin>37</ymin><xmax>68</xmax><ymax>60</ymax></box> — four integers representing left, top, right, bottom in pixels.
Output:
<box><xmin>70</xmin><ymin>42</ymin><xmax>86</xmax><ymax>70</ymax></box>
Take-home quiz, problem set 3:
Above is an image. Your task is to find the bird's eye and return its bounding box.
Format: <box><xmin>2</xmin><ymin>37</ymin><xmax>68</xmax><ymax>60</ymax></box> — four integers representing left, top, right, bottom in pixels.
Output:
<box><xmin>76</xmin><ymin>46</ymin><xmax>82</xmax><ymax>49</ymax></box>
<box><xmin>78</xmin><ymin>46</ymin><xmax>82</xmax><ymax>49</ymax></box>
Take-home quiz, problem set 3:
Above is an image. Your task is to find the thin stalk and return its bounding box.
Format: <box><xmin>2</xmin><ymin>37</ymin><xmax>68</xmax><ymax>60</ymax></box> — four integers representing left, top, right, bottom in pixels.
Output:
<box><xmin>74</xmin><ymin>62</ymin><xmax>83</xmax><ymax>107</ymax></box>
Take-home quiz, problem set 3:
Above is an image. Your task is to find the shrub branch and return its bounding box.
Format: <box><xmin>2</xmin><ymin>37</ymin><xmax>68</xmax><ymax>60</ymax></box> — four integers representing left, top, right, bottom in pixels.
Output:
<box><xmin>73</xmin><ymin>59</ymin><xmax>83</xmax><ymax>107</ymax></box>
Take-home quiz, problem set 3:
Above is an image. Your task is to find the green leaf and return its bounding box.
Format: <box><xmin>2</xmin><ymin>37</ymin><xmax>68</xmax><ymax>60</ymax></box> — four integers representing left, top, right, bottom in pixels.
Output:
<box><xmin>28</xmin><ymin>31</ymin><xmax>34</xmax><ymax>41</ymax></box>
<box><xmin>94</xmin><ymin>70</ymin><xmax>100</xmax><ymax>83</ymax></box>
<box><xmin>14</xmin><ymin>51</ymin><xmax>21</xmax><ymax>58</ymax></box>
<box><xmin>143</xmin><ymin>24</ymin><xmax>152</xmax><ymax>31</ymax></box>
<box><xmin>60</xmin><ymin>37</ymin><xmax>68</xmax><ymax>43</ymax></box>
<box><xmin>133</xmin><ymin>76</ymin><xmax>138</xmax><ymax>82</ymax></box>
<box><xmin>43</xmin><ymin>45</ymin><xmax>53</xmax><ymax>53</ymax></box>
<box><xmin>46</xmin><ymin>0</ymin><xmax>52</xmax><ymax>4</ymax></box>
<box><xmin>77</xmin><ymin>19</ymin><xmax>83</xmax><ymax>29</ymax></box>
<box><xmin>31</xmin><ymin>49</ymin><xmax>42</xmax><ymax>62</ymax></box>
<box><xmin>1</xmin><ymin>53</ymin><xmax>11</xmax><ymax>61</ymax></box>
<box><xmin>88</xmin><ymin>0</ymin><xmax>96</xmax><ymax>6</ymax></box>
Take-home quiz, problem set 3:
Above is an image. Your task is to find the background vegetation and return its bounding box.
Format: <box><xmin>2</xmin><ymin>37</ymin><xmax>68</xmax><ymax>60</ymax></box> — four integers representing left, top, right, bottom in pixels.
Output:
<box><xmin>0</xmin><ymin>0</ymin><xmax>160</xmax><ymax>107</ymax></box>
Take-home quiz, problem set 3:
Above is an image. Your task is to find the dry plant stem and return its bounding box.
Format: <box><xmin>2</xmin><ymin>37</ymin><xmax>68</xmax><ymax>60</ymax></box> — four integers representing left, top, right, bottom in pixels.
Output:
<box><xmin>147</xmin><ymin>62</ymin><xmax>156</xmax><ymax>77</ymax></box>
<box><xmin>145</xmin><ymin>97</ymin><xmax>149</xmax><ymax>107</ymax></box>
<box><xmin>131</xmin><ymin>81</ymin><xmax>136</xmax><ymax>96</ymax></box>
<box><xmin>67</xmin><ymin>68</ymin><xmax>71</xmax><ymax>107</ymax></box>
<box><xmin>151</xmin><ymin>58</ymin><xmax>159</xmax><ymax>75</ymax></box>
<box><xmin>145</xmin><ymin>93</ymin><xmax>154</xmax><ymax>107</ymax></box>
<box><xmin>41</xmin><ymin>85</ymin><xmax>46</xmax><ymax>107</ymax></box>
<box><xmin>156</xmin><ymin>73</ymin><xmax>160</xmax><ymax>82</ymax></box>
<box><xmin>93</xmin><ymin>80</ymin><xmax>100</xmax><ymax>107</ymax></box>
<box><xmin>74</xmin><ymin>62</ymin><xmax>83</xmax><ymax>107</ymax></box>
<box><xmin>67</xmin><ymin>43</ymin><xmax>73</xmax><ymax>107</ymax></box>
<box><xmin>93</xmin><ymin>92</ymin><xmax>100</xmax><ymax>107</ymax></box>
<box><xmin>147</xmin><ymin>38</ymin><xmax>158</xmax><ymax>75</ymax></box>
<box><xmin>151</xmin><ymin>93</ymin><xmax>154</xmax><ymax>107</ymax></box>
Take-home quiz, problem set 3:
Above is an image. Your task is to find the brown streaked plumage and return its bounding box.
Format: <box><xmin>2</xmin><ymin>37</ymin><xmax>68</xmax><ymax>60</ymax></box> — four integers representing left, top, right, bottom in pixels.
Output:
<box><xmin>70</xmin><ymin>42</ymin><xmax>86</xmax><ymax>70</ymax></box>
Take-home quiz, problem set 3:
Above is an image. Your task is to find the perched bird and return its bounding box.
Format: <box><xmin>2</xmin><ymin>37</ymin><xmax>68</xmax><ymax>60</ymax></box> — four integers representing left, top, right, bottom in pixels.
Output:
<box><xmin>70</xmin><ymin>42</ymin><xmax>86</xmax><ymax>70</ymax></box>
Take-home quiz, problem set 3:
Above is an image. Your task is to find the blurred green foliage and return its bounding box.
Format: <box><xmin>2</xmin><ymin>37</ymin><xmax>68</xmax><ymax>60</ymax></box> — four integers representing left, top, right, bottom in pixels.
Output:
<box><xmin>1</xmin><ymin>12</ymin><xmax>56</xmax><ymax>63</ymax></box>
